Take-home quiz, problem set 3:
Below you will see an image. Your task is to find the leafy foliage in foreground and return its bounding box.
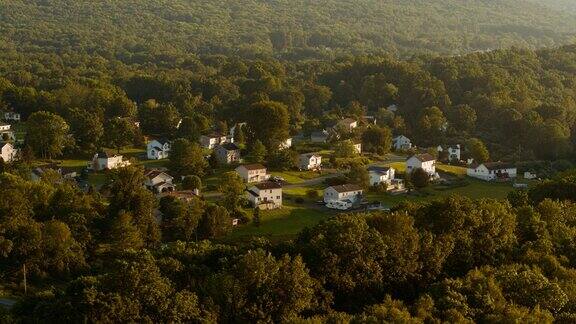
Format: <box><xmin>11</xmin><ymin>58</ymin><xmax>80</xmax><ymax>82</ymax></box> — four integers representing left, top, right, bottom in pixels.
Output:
<box><xmin>3</xmin><ymin>169</ymin><xmax>576</xmax><ymax>322</ymax></box>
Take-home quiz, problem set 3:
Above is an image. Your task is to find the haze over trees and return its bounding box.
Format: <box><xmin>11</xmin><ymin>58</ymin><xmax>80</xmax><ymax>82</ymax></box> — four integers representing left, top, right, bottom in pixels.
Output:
<box><xmin>2</xmin><ymin>0</ymin><xmax>576</xmax><ymax>322</ymax></box>
<box><xmin>1</xmin><ymin>0</ymin><xmax>576</xmax><ymax>65</ymax></box>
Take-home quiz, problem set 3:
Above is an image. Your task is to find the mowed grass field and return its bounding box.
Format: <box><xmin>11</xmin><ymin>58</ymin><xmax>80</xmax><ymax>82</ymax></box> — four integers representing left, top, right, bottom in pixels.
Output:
<box><xmin>226</xmin><ymin>205</ymin><xmax>329</xmax><ymax>241</ymax></box>
<box><xmin>365</xmin><ymin>179</ymin><xmax>518</xmax><ymax>206</ymax></box>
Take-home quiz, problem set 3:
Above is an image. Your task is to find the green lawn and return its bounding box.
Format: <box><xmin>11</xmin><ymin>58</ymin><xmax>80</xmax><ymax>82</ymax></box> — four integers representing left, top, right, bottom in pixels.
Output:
<box><xmin>379</xmin><ymin>161</ymin><xmax>467</xmax><ymax>176</ymax></box>
<box><xmin>386</xmin><ymin>161</ymin><xmax>406</xmax><ymax>172</ymax></box>
<box><xmin>58</xmin><ymin>159</ymin><xmax>88</xmax><ymax>170</ymax></box>
<box><xmin>366</xmin><ymin>179</ymin><xmax>518</xmax><ymax>206</ymax></box>
<box><xmin>270</xmin><ymin>170</ymin><xmax>327</xmax><ymax>184</ymax></box>
<box><xmin>227</xmin><ymin>205</ymin><xmax>329</xmax><ymax>241</ymax></box>
<box><xmin>436</xmin><ymin>163</ymin><xmax>467</xmax><ymax>175</ymax></box>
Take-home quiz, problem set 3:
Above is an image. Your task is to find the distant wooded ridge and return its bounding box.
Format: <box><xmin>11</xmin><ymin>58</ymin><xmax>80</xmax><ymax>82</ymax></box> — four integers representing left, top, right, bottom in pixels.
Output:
<box><xmin>1</xmin><ymin>0</ymin><xmax>576</xmax><ymax>62</ymax></box>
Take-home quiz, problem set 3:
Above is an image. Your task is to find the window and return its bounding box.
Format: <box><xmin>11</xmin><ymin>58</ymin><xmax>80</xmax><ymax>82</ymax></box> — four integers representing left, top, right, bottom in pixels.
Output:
<box><xmin>276</xmin><ymin>196</ymin><xmax>280</xmax><ymax>199</ymax></box>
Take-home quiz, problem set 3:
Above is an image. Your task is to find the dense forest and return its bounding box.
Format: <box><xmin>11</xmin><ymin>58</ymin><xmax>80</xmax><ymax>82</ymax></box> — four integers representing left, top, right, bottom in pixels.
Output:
<box><xmin>1</xmin><ymin>0</ymin><xmax>576</xmax><ymax>62</ymax></box>
<box><xmin>1</xmin><ymin>45</ymin><xmax>576</xmax><ymax>162</ymax></box>
<box><xmin>3</xmin><ymin>164</ymin><xmax>576</xmax><ymax>322</ymax></box>
<box><xmin>1</xmin><ymin>42</ymin><xmax>576</xmax><ymax>321</ymax></box>
<box><xmin>2</xmin><ymin>1</ymin><xmax>576</xmax><ymax>322</ymax></box>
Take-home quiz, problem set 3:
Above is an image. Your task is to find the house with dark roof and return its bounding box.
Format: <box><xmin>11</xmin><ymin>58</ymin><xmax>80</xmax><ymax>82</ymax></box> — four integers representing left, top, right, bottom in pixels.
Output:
<box><xmin>147</xmin><ymin>139</ymin><xmax>171</xmax><ymax>160</ymax></box>
<box><xmin>144</xmin><ymin>169</ymin><xmax>175</xmax><ymax>194</ymax></box>
<box><xmin>215</xmin><ymin>143</ymin><xmax>241</xmax><ymax>164</ymax></box>
<box><xmin>406</xmin><ymin>154</ymin><xmax>437</xmax><ymax>176</ymax></box>
<box><xmin>467</xmin><ymin>162</ymin><xmax>517</xmax><ymax>182</ymax></box>
<box><xmin>246</xmin><ymin>181</ymin><xmax>283</xmax><ymax>210</ymax></box>
<box><xmin>368</xmin><ymin>166</ymin><xmax>396</xmax><ymax>186</ymax></box>
<box><xmin>235</xmin><ymin>164</ymin><xmax>269</xmax><ymax>183</ymax></box>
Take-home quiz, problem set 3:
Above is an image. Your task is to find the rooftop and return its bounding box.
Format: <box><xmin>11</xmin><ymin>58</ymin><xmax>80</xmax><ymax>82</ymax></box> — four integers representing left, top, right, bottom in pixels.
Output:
<box><xmin>482</xmin><ymin>161</ymin><xmax>515</xmax><ymax>170</ymax></box>
<box><xmin>368</xmin><ymin>166</ymin><xmax>391</xmax><ymax>173</ymax></box>
<box><xmin>253</xmin><ymin>181</ymin><xmax>282</xmax><ymax>190</ymax></box>
<box><xmin>96</xmin><ymin>149</ymin><xmax>118</xmax><ymax>159</ymax></box>
<box><xmin>219</xmin><ymin>143</ymin><xmax>240</xmax><ymax>151</ymax></box>
<box><xmin>238</xmin><ymin>164</ymin><xmax>266</xmax><ymax>171</ymax></box>
<box><xmin>410</xmin><ymin>153</ymin><xmax>436</xmax><ymax>162</ymax></box>
<box><xmin>330</xmin><ymin>184</ymin><xmax>363</xmax><ymax>193</ymax></box>
<box><xmin>144</xmin><ymin>169</ymin><xmax>172</xmax><ymax>179</ymax></box>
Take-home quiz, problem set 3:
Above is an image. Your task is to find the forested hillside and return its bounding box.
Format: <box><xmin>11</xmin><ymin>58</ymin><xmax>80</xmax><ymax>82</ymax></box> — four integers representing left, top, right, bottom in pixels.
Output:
<box><xmin>1</xmin><ymin>0</ymin><xmax>575</xmax><ymax>62</ymax></box>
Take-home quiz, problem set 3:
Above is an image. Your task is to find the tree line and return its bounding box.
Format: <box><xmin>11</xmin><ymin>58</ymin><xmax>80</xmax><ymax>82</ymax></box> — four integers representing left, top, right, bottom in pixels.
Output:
<box><xmin>2</xmin><ymin>46</ymin><xmax>576</xmax><ymax>164</ymax></box>
<box><xmin>3</xmin><ymin>166</ymin><xmax>576</xmax><ymax>322</ymax></box>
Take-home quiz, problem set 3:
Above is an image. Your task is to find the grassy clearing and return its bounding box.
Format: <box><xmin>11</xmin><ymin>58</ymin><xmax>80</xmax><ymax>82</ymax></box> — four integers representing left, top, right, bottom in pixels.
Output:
<box><xmin>437</xmin><ymin>163</ymin><xmax>467</xmax><ymax>175</ymax></box>
<box><xmin>270</xmin><ymin>170</ymin><xmax>325</xmax><ymax>184</ymax></box>
<box><xmin>228</xmin><ymin>205</ymin><xmax>329</xmax><ymax>240</ymax></box>
<box><xmin>365</xmin><ymin>179</ymin><xmax>518</xmax><ymax>206</ymax></box>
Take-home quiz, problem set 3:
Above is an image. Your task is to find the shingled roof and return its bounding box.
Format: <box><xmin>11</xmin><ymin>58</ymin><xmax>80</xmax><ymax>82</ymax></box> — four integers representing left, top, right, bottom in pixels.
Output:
<box><xmin>253</xmin><ymin>181</ymin><xmax>282</xmax><ymax>190</ymax></box>
<box><xmin>239</xmin><ymin>164</ymin><xmax>266</xmax><ymax>171</ymax></box>
<box><xmin>410</xmin><ymin>153</ymin><xmax>436</xmax><ymax>163</ymax></box>
<box><xmin>330</xmin><ymin>184</ymin><xmax>363</xmax><ymax>193</ymax></box>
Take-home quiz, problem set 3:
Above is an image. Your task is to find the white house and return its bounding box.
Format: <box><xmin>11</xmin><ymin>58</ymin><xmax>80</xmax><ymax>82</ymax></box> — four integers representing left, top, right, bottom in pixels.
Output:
<box><xmin>406</xmin><ymin>154</ymin><xmax>436</xmax><ymax>176</ymax></box>
<box><xmin>438</xmin><ymin>145</ymin><xmax>461</xmax><ymax>162</ymax></box>
<box><xmin>200</xmin><ymin>133</ymin><xmax>229</xmax><ymax>149</ymax></box>
<box><xmin>147</xmin><ymin>139</ymin><xmax>171</xmax><ymax>160</ymax></box>
<box><xmin>311</xmin><ymin>130</ymin><xmax>330</xmax><ymax>143</ymax></box>
<box><xmin>467</xmin><ymin>162</ymin><xmax>517</xmax><ymax>182</ymax></box>
<box><xmin>299</xmin><ymin>153</ymin><xmax>322</xmax><ymax>171</ymax></box>
<box><xmin>354</xmin><ymin>142</ymin><xmax>362</xmax><ymax>154</ymax></box>
<box><xmin>144</xmin><ymin>170</ymin><xmax>175</xmax><ymax>194</ymax></box>
<box><xmin>279</xmin><ymin>138</ymin><xmax>292</xmax><ymax>150</ymax></box>
<box><xmin>324</xmin><ymin>184</ymin><xmax>364</xmax><ymax>204</ymax></box>
<box><xmin>393</xmin><ymin>135</ymin><xmax>412</xmax><ymax>150</ymax></box>
<box><xmin>368</xmin><ymin>166</ymin><xmax>396</xmax><ymax>186</ymax></box>
<box><xmin>246</xmin><ymin>181</ymin><xmax>283</xmax><ymax>210</ymax></box>
<box><xmin>215</xmin><ymin>143</ymin><xmax>241</xmax><ymax>164</ymax></box>
<box><xmin>88</xmin><ymin>151</ymin><xmax>131</xmax><ymax>171</ymax></box>
<box><xmin>0</xmin><ymin>142</ymin><xmax>17</xmax><ymax>162</ymax></box>
<box><xmin>235</xmin><ymin>164</ymin><xmax>269</xmax><ymax>183</ymax></box>
<box><xmin>0</xmin><ymin>123</ymin><xmax>14</xmax><ymax>141</ymax></box>
<box><xmin>336</xmin><ymin>118</ymin><xmax>358</xmax><ymax>132</ymax></box>
<box><xmin>3</xmin><ymin>112</ymin><xmax>21</xmax><ymax>122</ymax></box>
